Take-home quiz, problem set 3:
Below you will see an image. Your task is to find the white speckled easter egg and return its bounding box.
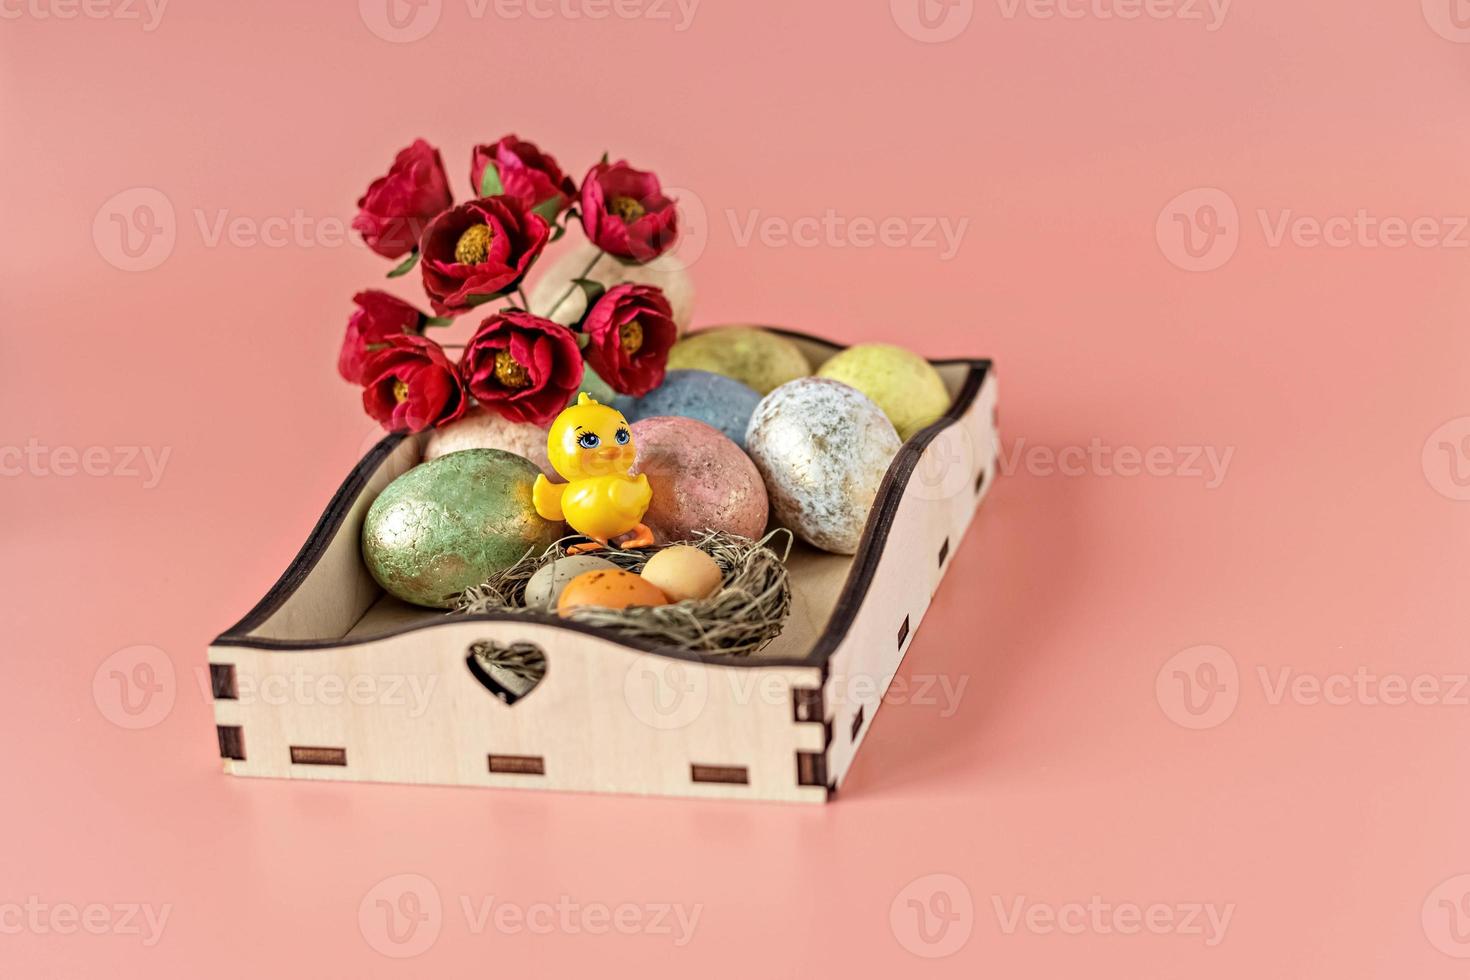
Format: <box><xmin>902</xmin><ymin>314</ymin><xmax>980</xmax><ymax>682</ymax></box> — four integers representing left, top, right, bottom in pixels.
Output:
<box><xmin>745</xmin><ymin>378</ymin><xmax>901</xmax><ymax>555</ymax></box>
<box><xmin>523</xmin><ymin>555</ymin><xmax>620</xmax><ymax>609</ymax></box>
<box><xmin>423</xmin><ymin>406</ymin><xmax>553</xmax><ymax>476</ymax></box>
<box><xmin>527</xmin><ymin>241</ymin><xmax>694</xmax><ymax>333</ymax></box>
<box><xmin>631</xmin><ymin>416</ymin><xmax>769</xmax><ymax>541</ymax></box>
<box><xmin>666</xmin><ymin>326</ymin><xmax>811</xmax><ymax>395</ymax></box>
<box><xmin>623</xmin><ymin>370</ymin><xmax>763</xmax><ymax>448</ymax></box>
<box><xmin>815</xmin><ymin>343</ymin><xmax>951</xmax><ymax>441</ymax></box>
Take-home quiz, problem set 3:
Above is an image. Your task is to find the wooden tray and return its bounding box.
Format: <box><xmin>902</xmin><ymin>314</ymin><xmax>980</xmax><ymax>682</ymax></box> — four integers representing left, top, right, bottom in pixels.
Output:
<box><xmin>209</xmin><ymin>329</ymin><xmax>998</xmax><ymax>803</ymax></box>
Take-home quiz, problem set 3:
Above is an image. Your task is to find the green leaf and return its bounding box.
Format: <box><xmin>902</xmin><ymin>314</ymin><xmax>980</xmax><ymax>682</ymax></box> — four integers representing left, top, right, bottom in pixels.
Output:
<box><xmin>386</xmin><ymin>251</ymin><xmax>419</xmax><ymax>278</ymax></box>
<box><xmin>570</xmin><ymin>277</ymin><xmax>606</xmax><ymax>309</ymax></box>
<box><xmin>465</xmin><ymin>291</ymin><xmax>508</xmax><ymax>308</ymax></box>
<box><xmin>547</xmin><ymin>208</ymin><xmax>580</xmax><ymax>243</ymax></box>
<box><xmin>531</xmin><ymin>197</ymin><xmax>563</xmax><ymax>222</ymax></box>
<box><xmin>599</xmin><ymin>151</ymin><xmax>609</xmax><ymax>166</ymax></box>
<box><xmin>478</xmin><ymin>164</ymin><xmax>503</xmax><ymax>198</ymax></box>
<box><xmin>422</xmin><ymin>316</ymin><xmax>454</xmax><ymax>328</ymax></box>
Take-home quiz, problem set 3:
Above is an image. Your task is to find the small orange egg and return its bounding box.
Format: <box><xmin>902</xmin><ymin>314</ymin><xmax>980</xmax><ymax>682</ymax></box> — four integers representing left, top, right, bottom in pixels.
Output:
<box><xmin>557</xmin><ymin>568</ymin><xmax>669</xmax><ymax>617</ymax></box>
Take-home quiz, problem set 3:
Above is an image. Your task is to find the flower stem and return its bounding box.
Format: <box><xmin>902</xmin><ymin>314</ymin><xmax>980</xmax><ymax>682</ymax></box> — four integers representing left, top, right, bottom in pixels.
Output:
<box><xmin>516</xmin><ymin>287</ymin><xmax>531</xmax><ymax>311</ymax></box>
<box><xmin>542</xmin><ymin>249</ymin><xmax>605</xmax><ymax>321</ymax></box>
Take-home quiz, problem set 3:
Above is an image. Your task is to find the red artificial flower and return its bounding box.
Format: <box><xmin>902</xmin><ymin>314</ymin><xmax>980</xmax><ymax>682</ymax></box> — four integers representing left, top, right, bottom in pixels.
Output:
<box><xmin>419</xmin><ymin>197</ymin><xmax>550</xmax><ymax>317</ymax></box>
<box><xmin>352</xmin><ymin>139</ymin><xmax>453</xmax><ymax>260</ymax></box>
<box><xmin>360</xmin><ymin>334</ymin><xmax>468</xmax><ymax>433</ymax></box>
<box><xmin>338</xmin><ymin>290</ymin><xmax>428</xmax><ymax>384</ymax></box>
<box><xmin>579</xmin><ymin>160</ymin><xmax>679</xmax><ymax>263</ymax></box>
<box><xmin>470</xmin><ymin>135</ymin><xmax>576</xmax><ymax>218</ymax></box>
<box><xmin>582</xmin><ymin>284</ymin><xmax>677</xmax><ymax>397</ymax></box>
<box><xmin>460</xmin><ymin>311</ymin><xmax>584</xmax><ymax>426</ymax></box>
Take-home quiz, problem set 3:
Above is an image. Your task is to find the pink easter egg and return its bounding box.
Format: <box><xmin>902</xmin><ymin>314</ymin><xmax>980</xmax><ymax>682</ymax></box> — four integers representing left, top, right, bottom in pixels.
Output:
<box><xmin>423</xmin><ymin>405</ymin><xmax>553</xmax><ymax>476</ymax></box>
<box><xmin>631</xmin><ymin>416</ymin><xmax>769</xmax><ymax>542</ymax></box>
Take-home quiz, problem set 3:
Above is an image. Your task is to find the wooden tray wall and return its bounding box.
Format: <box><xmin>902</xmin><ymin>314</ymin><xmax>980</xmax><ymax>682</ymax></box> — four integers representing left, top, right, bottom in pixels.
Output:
<box><xmin>209</xmin><ymin>330</ymin><xmax>997</xmax><ymax>802</ymax></box>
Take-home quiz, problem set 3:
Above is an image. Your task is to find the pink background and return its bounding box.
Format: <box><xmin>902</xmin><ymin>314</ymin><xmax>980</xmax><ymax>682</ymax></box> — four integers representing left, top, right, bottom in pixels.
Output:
<box><xmin>4</xmin><ymin>0</ymin><xmax>1470</xmax><ymax>975</ymax></box>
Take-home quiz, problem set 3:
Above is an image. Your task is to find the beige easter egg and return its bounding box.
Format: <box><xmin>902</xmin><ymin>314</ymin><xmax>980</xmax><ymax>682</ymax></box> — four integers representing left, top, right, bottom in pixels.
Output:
<box><xmin>640</xmin><ymin>545</ymin><xmax>723</xmax><ymax>602</ymax></box>
<box><xmin>424</xmin><ymin>406</ymin><xmax>553</xmax><ymax>476</ymax></box>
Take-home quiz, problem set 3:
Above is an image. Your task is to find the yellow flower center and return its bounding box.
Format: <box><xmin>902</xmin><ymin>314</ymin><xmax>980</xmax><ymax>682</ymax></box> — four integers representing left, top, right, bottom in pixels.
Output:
<box><xmin>493</xmin><ymin>349</ymin><xmax>531</xmax><ymax>388</ymax></box>
<box><xmin>454</xmin><ymin>223</ymin><xmax>493</xmax><ymax>265</ymax></box>
<box><xmin>392</xmin><ymin>379</ymin><xmax>410</xmax><ymax>403</ymax></box>
<box><xmin>619</xmin><ymin>320</ymin><xmax>644</xmax><ymax>356</ymax></box>
<box><xmin>609</xmin><ymin>195</ymin><xmax>646</xmax><ymax>223</ymax></box>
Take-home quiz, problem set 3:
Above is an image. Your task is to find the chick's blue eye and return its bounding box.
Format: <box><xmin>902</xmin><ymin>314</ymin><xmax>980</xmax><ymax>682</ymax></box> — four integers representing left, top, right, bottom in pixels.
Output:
<box><xmin>577</xmin><ymin>433</ymin><xmax>601</xmax><ymax>449</ymax></box>
<box><xmin>615</xmin><ymin>428</ymin><xmax>630</xmax><ymax>445</ymax></box>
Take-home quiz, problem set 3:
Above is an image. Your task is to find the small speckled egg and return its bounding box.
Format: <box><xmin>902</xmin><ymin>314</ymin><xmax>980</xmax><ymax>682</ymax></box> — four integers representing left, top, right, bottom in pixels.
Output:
<box><xmin>632</xmin><ymin>416</ymin><xmax>769</xmax><ymax>542</ymax></box>
<box><xmin>815</xmin><ymin>343</ymin><xmax>951</xmax><ymax>441</ymax></box>
<box><xmin>524</xmin><ymin>555</ymin><xmax>619</xmax><ymax>609</ymax></box>
<box><xmin>666</xmin><ymin>326</ymin><xmax>811</xmax><ymax>395</ymax></box>
<box><xmin>528</xmin><ymin>241</ymin><xmax>695</xmax><ymax>333</ymax></box>
<box><xmin>640</xmin><ymin>545</ymin><xmax>724</xmax><ymax>603</ymax></box>
<box><xmin>362</xmin><ymin>450</ymin><xmax>564</xmax><ymax>608</ymax></box>
<box><xmin>558</xmin><ymin>568</ymin><xmax>669</xmax><ymax>616</ymax></box>
<box><xmin>423</xmin><ymin>407</ymin><xmax>553</xmax><ymax>476</ymax></box>
<box><xmin>623</xmin><ymin>370</ymin><xmax>762</xmax><ymax>448</ymax></box>
<box><xmin>745</xmin><ymin>378</ymin><xmax>902</xmax><ymax>555</ymax></box>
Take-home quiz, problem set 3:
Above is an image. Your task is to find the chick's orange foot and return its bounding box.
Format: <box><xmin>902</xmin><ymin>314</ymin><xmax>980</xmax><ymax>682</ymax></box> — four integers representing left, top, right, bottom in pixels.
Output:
<box><xmin>616</xmin><ymin>524</ymin><xmax>655</xmax><ymax>550</ymax></box>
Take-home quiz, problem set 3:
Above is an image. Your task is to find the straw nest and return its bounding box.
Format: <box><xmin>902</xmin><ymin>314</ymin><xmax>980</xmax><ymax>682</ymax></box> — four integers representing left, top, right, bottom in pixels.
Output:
<box><xmin>455</xmin><ymin>528</ymin><xmax>794</xmax><ymax>657</ymax></box>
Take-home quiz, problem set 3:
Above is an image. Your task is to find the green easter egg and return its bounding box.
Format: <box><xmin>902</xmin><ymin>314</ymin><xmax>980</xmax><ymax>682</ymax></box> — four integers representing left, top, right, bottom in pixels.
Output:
<box><xmin>362</xmin><ymin>449</ymin><xmax>563</xmax><ymax>609</ymax></box>
<box><xmin>815</xmin><ymin>343</ymin><xmax>951</xmax><ymax>441</ymax></box>
<box><xmin>666</xmin><ymin>326</ymin><xmax>811</xmax><ymax>395</ymax></box>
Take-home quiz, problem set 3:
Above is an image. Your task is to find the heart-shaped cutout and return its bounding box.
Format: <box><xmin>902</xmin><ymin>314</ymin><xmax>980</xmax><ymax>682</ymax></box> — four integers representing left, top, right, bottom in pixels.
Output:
<box><xmin>466</xmin><ymin>640</ymin><xmax>547</xmax><ymax>705</ymax></box>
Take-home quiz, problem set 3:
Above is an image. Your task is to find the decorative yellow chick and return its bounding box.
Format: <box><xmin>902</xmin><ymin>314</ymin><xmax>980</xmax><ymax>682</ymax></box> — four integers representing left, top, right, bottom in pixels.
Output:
<box><xmin>533</xmin><ymin>393</ymin><xmax>654</xmax><ymax>555</ymax></box>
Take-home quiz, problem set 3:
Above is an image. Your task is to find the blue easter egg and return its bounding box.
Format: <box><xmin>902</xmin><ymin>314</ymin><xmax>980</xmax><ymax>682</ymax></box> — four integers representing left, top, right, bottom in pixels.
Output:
<box><xmin>625</xmin><ymin>370</ymin><xmax>763</xmax><ymax>448</ymax></box>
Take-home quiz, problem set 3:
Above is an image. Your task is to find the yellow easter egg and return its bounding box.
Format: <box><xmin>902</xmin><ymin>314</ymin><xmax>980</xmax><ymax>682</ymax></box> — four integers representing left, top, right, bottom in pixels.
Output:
<box><xmin>667</xmin><ymin>327</ymin><xmax>811</xmax><ymax>395</ymax></box>
<box><xmin>815</xmin><ymin>343</ymin><xmax>951</xmax><ymax>441</ymax></box>
<box><xmin>640</xmin><ymin>546</ymin><xmax>723</xmax><ymax>603</ymax></box>
<box><xmin>557</xmin><ymin>568</ymin><xmax>669</xmax><ymax>617</ymax></box>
